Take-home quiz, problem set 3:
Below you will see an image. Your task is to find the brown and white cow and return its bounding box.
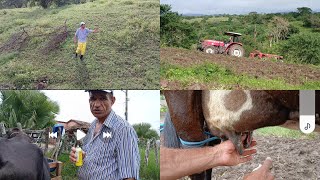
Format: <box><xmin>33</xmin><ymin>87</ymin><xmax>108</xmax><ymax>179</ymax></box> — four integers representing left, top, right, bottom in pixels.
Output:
<box><xmin>202</xmin><ymin>90</ymin><xmax>299</xmax><ymax>154</ymax></box>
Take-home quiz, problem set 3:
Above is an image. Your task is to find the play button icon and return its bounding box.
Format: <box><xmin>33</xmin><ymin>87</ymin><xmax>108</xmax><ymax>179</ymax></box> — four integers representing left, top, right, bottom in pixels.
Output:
<box><xmin>76</xmin><ymin>129</ymin><xmax>86</xmax><ymax>141</ymax></box>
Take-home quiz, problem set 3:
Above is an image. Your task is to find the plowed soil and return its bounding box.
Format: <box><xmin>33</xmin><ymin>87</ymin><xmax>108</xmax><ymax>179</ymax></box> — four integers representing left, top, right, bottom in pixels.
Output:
<box><xmin>161</xmin><ymin>47</ymin><xmax>320</xmax><ymax>89</ymax></box>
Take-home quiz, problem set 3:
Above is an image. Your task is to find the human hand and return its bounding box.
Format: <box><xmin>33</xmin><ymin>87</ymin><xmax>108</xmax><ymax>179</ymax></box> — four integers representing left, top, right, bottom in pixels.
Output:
<box><xmin>216</xmin><ymin>137</ymin><xmax>257</xmax><ymax>166</ymax></box>
<box><xmin>69</xmin><ymin>147</ymin><xmax>86</xmax><ymax>163</ymax></box>
<box><xmin>243</xmin><ymin>157</ymin><xmax>274</xmax><ymax>180</ymax></box>
<box><xmin>94</xmin><ymin>28</ymin><xmax>99</xmax><ymax>33</ymax></box>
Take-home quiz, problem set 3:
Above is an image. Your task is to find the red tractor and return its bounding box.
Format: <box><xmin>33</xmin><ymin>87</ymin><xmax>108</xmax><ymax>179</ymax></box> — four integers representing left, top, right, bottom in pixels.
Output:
<box><xmin>198</xmin><ymin>32</ymin><xmax>245</xmax><ymax>57</ymax></box>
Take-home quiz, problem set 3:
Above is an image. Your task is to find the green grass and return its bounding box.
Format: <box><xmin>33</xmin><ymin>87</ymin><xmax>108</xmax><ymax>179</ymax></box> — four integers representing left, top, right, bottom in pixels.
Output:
<box><xmin>0</xmin><ymin>0</ymin><xmax>159</xmax><ymax>89</ymax></box>
<box><xmin>57</xmin><ymin>153</ymin><xmax>78</xmax><ymax>180</ymax></box>
<box><xmin>0</xmin><ymin>52</ymin><xmax>19</xmax><ymax>65</ymax></box>
<box><xmin>256</xmin><ymin>126</ymin><xmax>317</xmax><ymax>140</ymax></box>
<box><xmin>139</xmin><ymin>146</ymin><xmax>160</xmax><ymax>180</ymax></box>
<box><xmin>54</xmin><ymin>146</ymin><xmax>159</xmax><ymax>180</ymax></box>
<box><xmin>161</xmin><ymin>61</ymin><xmax>320</xmax><ymax>89</ymax></box>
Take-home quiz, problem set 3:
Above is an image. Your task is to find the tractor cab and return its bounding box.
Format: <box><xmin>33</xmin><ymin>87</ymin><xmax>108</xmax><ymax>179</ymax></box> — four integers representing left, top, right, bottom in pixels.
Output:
<box><xmin>224</xmin><ymin>32</ymin><xmax>242</xmax><ymax>43</ymax></box>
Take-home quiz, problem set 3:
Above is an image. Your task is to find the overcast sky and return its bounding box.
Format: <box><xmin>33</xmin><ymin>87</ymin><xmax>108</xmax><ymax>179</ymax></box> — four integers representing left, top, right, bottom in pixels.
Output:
<box><xmin>43</xmin><ymin>90</ymin><xmax>160</xmax><ymax>132</ymax></box>
<box><xmin>160</xmin><ymin>0</ymin><xmax>320</xmax><ymax>15</ymax></box>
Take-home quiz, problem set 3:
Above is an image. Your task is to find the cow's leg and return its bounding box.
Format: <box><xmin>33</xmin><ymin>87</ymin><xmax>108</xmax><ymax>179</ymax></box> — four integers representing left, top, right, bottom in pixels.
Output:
<box><xmin>205</xmin><ymin>169</ymin><xmax>212</xmax><ymax>180</ymax></box>
<box><xmin>165</xmin><ymin>90</ymin><xmax>208</xmax><ymax>179</ymax></box>
<box><xmin>289</xmin><ymin>111</ymin><xmax>299</xmax><ymax>120</ymax></box>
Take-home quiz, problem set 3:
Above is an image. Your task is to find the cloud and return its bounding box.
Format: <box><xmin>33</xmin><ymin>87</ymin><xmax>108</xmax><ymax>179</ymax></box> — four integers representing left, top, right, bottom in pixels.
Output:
<box><xmin>160</xmin><ymin>0</ymin><xmax>319</xmax><ymax>15</ymax></box>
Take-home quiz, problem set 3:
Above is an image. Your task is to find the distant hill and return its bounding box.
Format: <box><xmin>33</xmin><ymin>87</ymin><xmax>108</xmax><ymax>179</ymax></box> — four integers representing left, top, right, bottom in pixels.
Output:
<box><xmin>182</xmin><ymin>13</ymin><xmax>206</xmax><ymax>17</ymax></box>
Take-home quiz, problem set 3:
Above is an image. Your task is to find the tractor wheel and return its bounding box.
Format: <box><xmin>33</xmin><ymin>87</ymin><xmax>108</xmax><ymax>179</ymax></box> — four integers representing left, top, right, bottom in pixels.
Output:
<box><xmin>228</xmin><ymin>44</ymin><xmax>245</xmax><ymax>57</ymax></box>
<box><xmin>204</xmin><ymin>46</ymin><xmax>216</xmax><ymax>54</ymax></box>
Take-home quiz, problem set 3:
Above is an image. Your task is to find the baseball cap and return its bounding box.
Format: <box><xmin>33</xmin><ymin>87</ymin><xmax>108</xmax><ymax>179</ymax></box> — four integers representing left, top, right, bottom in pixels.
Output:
<box><xmin>80</xmin><ymin>22</ymin><xmax>85</xmax><ymax>26</ymax></box>
<box><xmin>85</xmin><ymin>90</ymin><xmax>113</xmax><ymax>95</ymax></box>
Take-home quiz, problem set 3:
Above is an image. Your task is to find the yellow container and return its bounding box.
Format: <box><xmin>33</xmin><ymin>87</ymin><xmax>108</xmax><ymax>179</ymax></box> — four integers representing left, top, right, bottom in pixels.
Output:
<box><xmin>75</xmin><ymin>146</ymin><xmax>83</xmax><ymax>167</ymax></box>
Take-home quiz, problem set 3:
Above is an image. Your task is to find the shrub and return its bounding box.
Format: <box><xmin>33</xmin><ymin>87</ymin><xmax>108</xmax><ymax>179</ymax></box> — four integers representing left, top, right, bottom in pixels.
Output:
<box><xmin>280</xmin><ymin>33</ymin><xmax>320</xmax><ymax>65</ymax></box>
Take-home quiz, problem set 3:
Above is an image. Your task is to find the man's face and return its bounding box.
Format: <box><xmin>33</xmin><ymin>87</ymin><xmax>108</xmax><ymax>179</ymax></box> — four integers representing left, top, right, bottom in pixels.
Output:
<box><xmin>81</xmin><ymin>24</ymin><xmax>85</xmax><ymax>29</ymax></box>
<box><xmin>89</xmin><ymin>92</ymin><xmax>115</xmax><ymax>121</ymax></box>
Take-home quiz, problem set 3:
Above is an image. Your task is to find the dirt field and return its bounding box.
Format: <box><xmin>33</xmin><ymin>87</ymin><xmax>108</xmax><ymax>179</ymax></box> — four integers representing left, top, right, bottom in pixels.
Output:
<box><xmin>211</xmin><ymin>133</ymin><xmax>320</xmax><ymax>180</ymax></box>
<box><xmin>161</xmin><ymin>47</ymin><xmax>320</xmax><ymax>89</ymax></box>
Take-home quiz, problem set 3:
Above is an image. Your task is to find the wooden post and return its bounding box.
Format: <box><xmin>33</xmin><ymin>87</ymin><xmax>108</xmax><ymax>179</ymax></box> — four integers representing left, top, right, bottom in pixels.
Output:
<box><xmin>56</xmin><ymin>161</ymin><xmax>63</xmax><ymax>179</ymax></box>
<box><xmin>17</xmin><ymin>122</ymin><xmax>22</xmax><ymax>131</ymax></box>
<box><xmin>53</xmin><ymin>128</ymin><xmax>61</xmax><ymax>161</ymax></box>
<box><xmin>145</xmin><ymin>139</ymin><xmax>151</xmax><ymax>166</ymax></box>
<box><xmin>154</xmin><ymin>139</ymin><xmax>159</xmax><ymax>166</ymax></box>
<box><xmin>0</xmin><ymin>122</ymin><xmax>5</xmax><ymax>137</ymax></box>
<box><xmin>44</xmin><ymin>127</ymin><xmax>49</xmax><ymax>154</ymax></box>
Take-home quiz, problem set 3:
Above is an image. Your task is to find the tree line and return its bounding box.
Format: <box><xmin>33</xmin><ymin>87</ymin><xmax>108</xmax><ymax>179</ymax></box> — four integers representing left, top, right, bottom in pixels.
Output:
<box><xmin>161</xmin><ymin>5</ymin><xmax>320</xmax><ymax>65</ymax></box>
<box><xmin>0</xmin><ymin>0</ymin><xmax>92</xmax><ymax>9</ymax></box>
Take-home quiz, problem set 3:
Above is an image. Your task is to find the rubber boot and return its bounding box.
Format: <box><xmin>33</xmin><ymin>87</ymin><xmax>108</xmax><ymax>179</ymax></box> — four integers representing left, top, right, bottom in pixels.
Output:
<box><xmin>74</xmin><ymin>53</ymin><xmax>78</xmax><ymax>58</ymax></box>
<box><xmin>80</xmin><ymin>55</ymin><xmax>84</xmax><ymax>61</ymax></box>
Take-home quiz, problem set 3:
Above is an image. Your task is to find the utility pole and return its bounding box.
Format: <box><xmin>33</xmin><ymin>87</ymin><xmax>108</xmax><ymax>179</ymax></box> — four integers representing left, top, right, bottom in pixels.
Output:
<box><xmin>125</xmin><ymin>90</ymin><xmax>128</xmax><ymax>121</ymax></box>
<box><xmin>121</xmin><ymin>90</ymin><xmax>129</xmax><ymax>121</ymax></box>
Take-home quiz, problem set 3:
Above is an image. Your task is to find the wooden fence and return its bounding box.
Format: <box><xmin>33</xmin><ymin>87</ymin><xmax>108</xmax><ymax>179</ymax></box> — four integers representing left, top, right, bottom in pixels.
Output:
<box><xmin>0</xmin><ymin>122</ymin><xmax>51</xmax><ymax>154</ymax></box>
<box><xmin>140</xmin><ymin>138</ymin><xmax>160</xmax><ymax>167</ymax></box>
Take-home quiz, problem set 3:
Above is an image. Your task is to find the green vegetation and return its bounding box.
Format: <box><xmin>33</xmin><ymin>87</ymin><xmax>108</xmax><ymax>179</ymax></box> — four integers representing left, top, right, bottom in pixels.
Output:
<box><xmin>139</xmin><ymin>146</ymin><xmax>160</xmax><ymax>180</ymax></box>
<box><xmin>161</xmin><ymin>5</ymin><xmax>320</xmax><ymax>65</ymax></box>
<box><xmin>0</xmin><ymin>0</ymin><xmax>159</xmax><ymax>89</ymax></box>
<box><xmin>161</xmin><ymin>62</ymin><xmax>320</xmax><ymax>89</ymax></box>
<box><xmin>133</xmin><ymin>122</ymin><xmax>159</xmax><ymax>140</ymax></box>
<box><xmin>160</xmin><ymin>106</ymin><xmax>167</xmax><ymax>113</ymax></box>
<box><xmin>280</xmin><ymin>33</ymin><xmax>320</xmax><ymax>64</ymax></box>
<box><xmin>0</xmin><ymin>90</ymin><xmax>59</xmax><ymax>129</ymax></box>
<box><xmin>57</xmin><ymin>153</ymin><xmax>78</xmax><ymax>180</ymax></box>
<box><xmin>256</xmin><ymin>126</ymin><xmax>317</xmax><ymax>140</ymax></box>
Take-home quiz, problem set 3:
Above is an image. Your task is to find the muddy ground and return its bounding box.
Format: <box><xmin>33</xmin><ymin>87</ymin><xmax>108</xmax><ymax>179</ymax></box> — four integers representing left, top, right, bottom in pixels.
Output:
<box><xmin>161</xmin><ymin>47</ymin><xmax>320</xmax><ymax>89</ymax></box>
<box><xmin>211</xmin><ymin>133</ymin><xmax>320</xmax><ymax>180</ymax></box>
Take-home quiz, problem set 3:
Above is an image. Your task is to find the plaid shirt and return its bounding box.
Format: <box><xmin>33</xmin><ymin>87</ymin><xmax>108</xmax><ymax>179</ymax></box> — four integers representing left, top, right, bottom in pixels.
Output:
<box><xmin>78</xmin><ymin>110</ymin><xmax>140</xmax><ymax>180</ymax></box>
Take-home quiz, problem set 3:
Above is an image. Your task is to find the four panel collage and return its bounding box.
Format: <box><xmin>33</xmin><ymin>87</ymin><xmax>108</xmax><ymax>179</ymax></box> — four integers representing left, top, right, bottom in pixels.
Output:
<box><xmin>0</xmin><ymin>0</ymin><xmax>320</xmax><ymax>179</ymax></box>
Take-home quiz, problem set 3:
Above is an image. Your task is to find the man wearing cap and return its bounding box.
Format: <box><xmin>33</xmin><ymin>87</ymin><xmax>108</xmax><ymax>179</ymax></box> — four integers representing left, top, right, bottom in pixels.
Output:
<box><xmin>69</xmin><ymin>90</ymin><xmax>140</xmax><ymax>180</ymax></box>
<box><xmin>73</xmin><ymin>22</ymin><xmax>99</xmax><ymax>60</ymax></box>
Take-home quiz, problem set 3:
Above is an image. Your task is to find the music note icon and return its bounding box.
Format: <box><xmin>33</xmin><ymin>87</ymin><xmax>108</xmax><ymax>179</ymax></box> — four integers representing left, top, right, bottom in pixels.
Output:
<box><xmin>304</xmin><ymin>123</ymin><xmax>310</xmax><ymax>131</ymax></box>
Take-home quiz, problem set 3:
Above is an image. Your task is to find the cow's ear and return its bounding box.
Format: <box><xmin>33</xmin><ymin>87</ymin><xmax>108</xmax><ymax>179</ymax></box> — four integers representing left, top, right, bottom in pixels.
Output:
<box><xmin>7</xmin><ymin>128</ymin><xmax>21</xmax><ymax>138</ymax></box>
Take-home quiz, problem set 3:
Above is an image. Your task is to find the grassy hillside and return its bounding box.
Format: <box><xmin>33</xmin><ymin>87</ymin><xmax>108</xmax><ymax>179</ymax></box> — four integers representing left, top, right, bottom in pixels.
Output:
<box><xmin>0</xmin><ymin>0</ymin><xmax>159</xmax><ymax>89</ymax></box>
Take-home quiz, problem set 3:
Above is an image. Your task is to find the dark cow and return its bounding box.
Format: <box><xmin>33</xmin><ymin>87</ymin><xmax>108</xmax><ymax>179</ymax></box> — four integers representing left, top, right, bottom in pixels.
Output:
<box><xmin>0</xmin><ymin>128</ymin><xmax>50</xmax><ymax>180</ymax></box>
